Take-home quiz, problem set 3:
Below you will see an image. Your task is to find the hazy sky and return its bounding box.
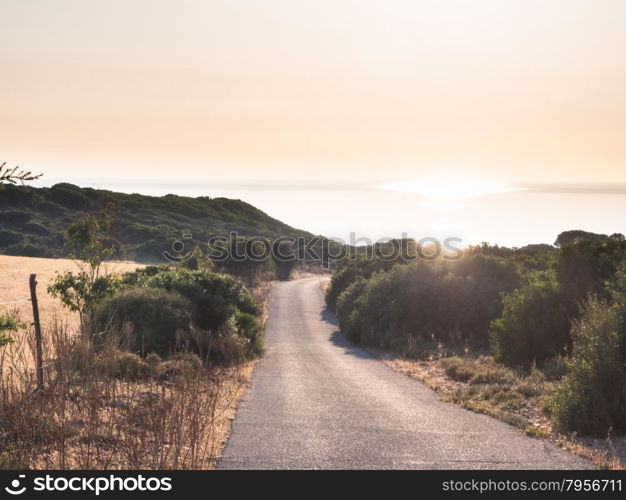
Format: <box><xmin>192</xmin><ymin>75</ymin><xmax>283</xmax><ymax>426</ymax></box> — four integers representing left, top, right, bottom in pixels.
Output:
<box><xmin>2</xmin><ymin>1</ymin><xmax>626</xmax><ymax>246</ymax></box>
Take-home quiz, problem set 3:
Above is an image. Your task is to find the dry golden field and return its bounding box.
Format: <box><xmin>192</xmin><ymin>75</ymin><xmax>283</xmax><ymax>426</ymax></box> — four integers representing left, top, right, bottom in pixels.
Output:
<box><xmin>0</xmin><ymin>255</ymin><xmax>142</xmax><ymax>331</ymax></box>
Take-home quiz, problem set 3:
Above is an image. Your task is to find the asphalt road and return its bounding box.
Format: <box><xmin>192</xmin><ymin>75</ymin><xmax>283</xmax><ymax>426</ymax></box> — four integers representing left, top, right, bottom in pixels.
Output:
<box><xmin>218</xmin><ymin>277</ymin><xmax>589</xmax><ymax>470</ymax></box>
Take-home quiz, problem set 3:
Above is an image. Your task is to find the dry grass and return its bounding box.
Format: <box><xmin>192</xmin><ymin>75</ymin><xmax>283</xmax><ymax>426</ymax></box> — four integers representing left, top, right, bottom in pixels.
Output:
<box><xmin>0</xmin><ymin>255</ymin><xmax>141</xmax><ymax>331</ymax></box>
<box><xmin>0</xmin><ymin>323</ymin><xmax>254</xmax><ymax>469</ymax></box>
<box><xmin>371</xmin><ymin>350</ymin><xmax>625</xmax><ymax>470</ymax></box>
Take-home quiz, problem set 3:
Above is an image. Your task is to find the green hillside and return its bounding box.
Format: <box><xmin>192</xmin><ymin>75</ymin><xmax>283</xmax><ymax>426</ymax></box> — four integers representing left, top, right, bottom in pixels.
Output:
<box><xmin>0</xmin><ymin>183</ymin><xmax>313</xmax><ymax>262</ymax></box>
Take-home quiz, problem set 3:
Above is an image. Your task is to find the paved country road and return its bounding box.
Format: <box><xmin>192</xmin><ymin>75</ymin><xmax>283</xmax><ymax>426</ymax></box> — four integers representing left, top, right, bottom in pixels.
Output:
<box><xmin>218</xmin><ymin>277</ymin><xmax>590</xmax><ymax>470</ymax></box>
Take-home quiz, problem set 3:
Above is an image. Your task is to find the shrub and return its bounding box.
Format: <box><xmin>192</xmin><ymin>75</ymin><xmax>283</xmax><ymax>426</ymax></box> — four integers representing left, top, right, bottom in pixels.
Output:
<box><xmin>3</xmin><ymin>243</ymin><xmax>50</xmax><ymax>257</ymax></box>
<box><xmin>440</xmin><ymin>356</ymin><xmax>518</xmax><ymax>385</ymax></box>
<box><xmin>491</xmin><ymin>279</ymin><xmax>570</xmax><ymax>368</ymax></box>
<box><xmin>234</xmin><ymin>312</ymin><xmax>264</xmax><ymax>358</ymax></box>
<box><xmin>158</xmin><ymin>352</ymin><xmax>204</xmax><ymax>378</ymax></box>
<box><xmin>48</xmin><ymin>183</ymin><xmax>91</xmax><ymax>209</ymax></box>
<box><xmin>335</xmin><ymin>276</ymin><xmax>368</xmax><ymax>341</ymax></box>
<box><xmin>94</xmin><ymin>288</ymin><xmax>193</xmax><ymax>356</ymax></box>
<box><xmin>541</xmin><ymin>356</ymin><xmax>568</xmax><ymax>381</ymax></box>
<box><xmin>334</xmin><ymin>256</ymin><xmax>519</xmax><ymax>352</ymax></box>
<box><xmin>0</xmin><ymin>229</ymin><xmax>22</xmax><ymax>246</ymax></box>
<box><xmin>468</xmin><ymin>357</ymin><xmax>517</xmax><ymax>385</ymax></box>
<box><xmin>441</xmin><ymin>357</ymin><xmax>475</xmax><ymax>382</ymax></box>
<box><xmin>0</xmin><ymin>210</ymin><xmax>31</xmax><ymax>225</ymax></box>
<box><xmin>121</xmin><ymin>266</ymin><xmax>260</xmax><ymax>330</ymax></box>
<box><xmin>551</xmin><ymin>298</ymin><xmax>626</xmax><ymax>436</ymax></box>
<box><xmin>114</xmin><ymin>352</ymin><xmax>152</xmax><ymax>381</ymax></box>
<box><xmin>145</xmin><ymin>353</ymin><xmax>162</xmax><ymax>367</ymax></box>
<box><xmin>23</xmin><ymin>221</ymin><xmax>50</xmax><ymax>236</ymax></box>
<box><xmin>326</xmin><ymin>259</ymin><xmax>389</xmax><ymax>311</ymax></box>
<box><xmin>556</xmin><ymin>236</ymin><xmax>626</xmax><ymax>309</ymax></box>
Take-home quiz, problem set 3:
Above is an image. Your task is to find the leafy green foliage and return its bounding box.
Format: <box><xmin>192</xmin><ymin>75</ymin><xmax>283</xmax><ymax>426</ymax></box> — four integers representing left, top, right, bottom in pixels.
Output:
<box><xmin>555</xmin><ymin>235</ymin><xmax>626</xmax><ymax>309</ymax></box>
<box><xmin>234</xmin><ymin>312</ymin><xmax>265</xmax><ymax>358</ymax></box>
<box><xmin>48</xmin><ymin>206</ymin><xmax>119</xmax><ymax>327</ymax></box>
<box><xmin>334</xmin><ymin>255</ymin><xmax>520</xmax><ymax>352</ymax></box>
<box><xmin>94</xmin><ymin>288</ymin><xmax>193</xmax><ymax>356</ymax></box>
<box><xmin>65</xmin><ymin>204</ymin><xmax>115</xmax><ymax>274</ymax></box>
<box><xmin>0</xmin><ymin>314</ymin><xmax>24</xmax><ymax>347</ymax></box>
<box><xmin>491</xmin><ymin>279</ymin><xmax>570</xmax><ymax>368</ymax></box>
<box><xmin>93</xmin><ymin>266</ymin><xmax>265</xmax><ymax>361</ymax></box>
<box><xmin>48</xmin><ymin>271</ymin><xmax>119</xmax><ymax>315</ymax></box>
<box><xmin>120</xmin><ymin>266</ymin><xmax>259</xmax><ymax>330</ymax></box>
<box><xmin>554</xmin><ymin>229</ymin><xmax>613</xmax><ymax>247</ymax></box>
<box><xmin>326</xmin><ymin>257</ymin><xmax>396</xmax><ymax>312</ymax></box>
<box><xmin>550</xmin><ymin>297</ymin><xmax>626</xmax><ymax>436</ymax></box>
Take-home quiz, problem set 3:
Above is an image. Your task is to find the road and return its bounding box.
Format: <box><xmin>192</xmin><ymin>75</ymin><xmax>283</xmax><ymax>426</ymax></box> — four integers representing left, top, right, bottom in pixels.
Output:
<box><xmin>218</xmin><ymin>277</ymin><xmax>589</xmax><ymax>469</ymax></box>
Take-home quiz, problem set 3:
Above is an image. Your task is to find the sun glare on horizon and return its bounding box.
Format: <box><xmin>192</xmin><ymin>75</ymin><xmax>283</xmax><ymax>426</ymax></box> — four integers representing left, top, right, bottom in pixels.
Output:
<box><xmin>381</xmin><ymin>177</ymin><xmax>514</xmax><ymax>208</ymax></box>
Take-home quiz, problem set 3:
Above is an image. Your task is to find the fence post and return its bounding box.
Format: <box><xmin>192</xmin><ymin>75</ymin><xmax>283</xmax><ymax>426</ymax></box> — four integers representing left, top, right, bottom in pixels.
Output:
<box><xmin>29</xmin><ymin>273</ymin><xmax>44</xmax><ymax>391</ymax></box>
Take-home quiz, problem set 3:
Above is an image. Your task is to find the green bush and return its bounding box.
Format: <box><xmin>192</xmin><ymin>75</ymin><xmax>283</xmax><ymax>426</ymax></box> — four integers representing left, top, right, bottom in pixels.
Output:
<box><xmin>326</xmin><ymin>263</ymin><xmax>364</xmax><ymax>311</ymax></box>
<box><xmin>3</xmin><ymin>243</ymin><xmax>50</xmax><ymax>257</ymax></box>
<box><xmin>541</xmin><ymin>356</ymin><xmax>568</xmax><ymax>381</ymax></box>
<box><xmin>335</xmin><ymin>276</ymin><xmax>368</xmax><ymax>341</ymax></box>
<box><xmin>333</xmin><ymin>256</ymin><xmax>519</xmax><ymax>352</ymax></box>
<box><xmin>0</xmin><ymin>229</ymin><xmax>22</xmax><ymax>246</ymax></box>
<box><xmin>48</xmin><ymin>184</ymin><xmax>91</xmax><ymax>209</ymax></box>
<box><xmin>234</xmin><ymin>312</ymin><xmax>264</xmax><ymax>358</ymax></box>
<box><xmin>0</xmin><ymin>210</ymin><xmax>31</xmax><ymax>225</ymax></box>
<box><xmin>121</xmin><ymin>266</ymin><xmax>260</xmax><ymax>330</ymax></box>
<box><xmin>23</xmin><ymin>221</ymin><xmax>50</xmax><ymax>236</ymax></box>
<box><xmin>491</xmin><ymin>279</ymin><xmax>570</xmax><ymax>368</ymax></box>
<box><xmin>551</xmin><ymin>298</ymin><xmax>626</xmax><ymax>436</ymax></box>
<box><xmin>94</xmin><ymin>288</ymin><xmax>193</xmax><ymax>356</ymax></box>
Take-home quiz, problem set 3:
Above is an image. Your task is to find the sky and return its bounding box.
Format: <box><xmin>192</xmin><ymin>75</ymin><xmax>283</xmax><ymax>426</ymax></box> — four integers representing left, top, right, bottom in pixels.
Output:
<box><xmin>1</xmin><ymin>0</ymin><xmax>626</xmax><ymax>246</ymax></box>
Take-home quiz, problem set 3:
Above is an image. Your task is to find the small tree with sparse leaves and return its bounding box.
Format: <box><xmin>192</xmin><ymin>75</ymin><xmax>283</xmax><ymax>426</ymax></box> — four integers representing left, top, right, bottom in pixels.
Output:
<box><xmin>48</xmin><ymin>204</ymin><xmax>119</xmax><ymax>331</ymax></box>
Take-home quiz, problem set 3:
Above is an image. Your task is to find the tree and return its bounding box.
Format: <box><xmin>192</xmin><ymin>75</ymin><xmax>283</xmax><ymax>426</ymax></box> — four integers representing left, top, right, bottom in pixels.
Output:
<box><xmin>556</xmin><ymin>236</ymin><xmax>626</xmax><ymax>309</ymax></box>
<box><xmin>48</xmin><ymin>205</ymin><xmax>118</xmax><ymax>330</ymax></box>
<box><xmin>0</xmin><ymin>162</ymin><xmax>42</xmax><ymax>185</ymax></box>
<box><xmin>554</xmin><ymin>229</ymin><xmax>605</xmax><ymax>247</ymax></box>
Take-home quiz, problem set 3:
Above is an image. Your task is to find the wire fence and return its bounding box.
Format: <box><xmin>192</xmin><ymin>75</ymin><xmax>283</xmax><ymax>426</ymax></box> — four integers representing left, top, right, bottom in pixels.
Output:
<box><xmin>0</xmin><ymin>299</ymin><xmax>31</xmax><ymax>306</ymax></box>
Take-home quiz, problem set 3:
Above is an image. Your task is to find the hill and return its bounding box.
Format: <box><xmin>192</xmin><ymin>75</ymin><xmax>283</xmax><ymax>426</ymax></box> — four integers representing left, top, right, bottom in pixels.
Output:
<box><xmin>0</xmin><ymin>183</ymin><xmax>313</xmax><ymax>262</ymax></box>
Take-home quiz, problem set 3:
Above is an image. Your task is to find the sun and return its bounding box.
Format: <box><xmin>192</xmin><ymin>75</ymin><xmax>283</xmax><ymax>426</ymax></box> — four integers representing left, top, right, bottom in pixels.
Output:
<box><xmin>380</xmin><ymin>177</ymin><xmax>513</xmax><ymax>207</ymax></box>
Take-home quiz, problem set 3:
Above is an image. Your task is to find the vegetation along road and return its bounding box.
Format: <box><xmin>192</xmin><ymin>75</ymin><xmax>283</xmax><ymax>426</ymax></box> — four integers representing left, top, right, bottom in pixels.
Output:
<box><xmin>218</xmin><ymin>278</ymin><xmax>590</xmax><ymax>470</ymax></box>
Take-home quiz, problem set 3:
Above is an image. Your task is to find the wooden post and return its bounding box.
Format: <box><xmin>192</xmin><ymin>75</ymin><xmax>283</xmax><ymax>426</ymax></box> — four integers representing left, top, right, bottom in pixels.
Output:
<box><xmin>29</xmin><ymin>273</ymin><xmax>44</xmax><ymax>391</ymax></box>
